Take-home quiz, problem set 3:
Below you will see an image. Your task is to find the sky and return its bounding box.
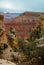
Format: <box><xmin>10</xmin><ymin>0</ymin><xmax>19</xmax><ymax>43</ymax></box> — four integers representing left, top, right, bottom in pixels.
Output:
<box><xmin>0</xmin><ymin>0</ymin><xmax>44</xmax><ymax>13</ymax></box>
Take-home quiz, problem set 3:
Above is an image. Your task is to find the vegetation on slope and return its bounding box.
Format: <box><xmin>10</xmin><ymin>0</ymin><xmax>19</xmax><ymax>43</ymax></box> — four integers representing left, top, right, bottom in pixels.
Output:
<box><xmin>0</xmin><ymin>14</ymin><xmax>44</xmax><ymax>65</ymax></box>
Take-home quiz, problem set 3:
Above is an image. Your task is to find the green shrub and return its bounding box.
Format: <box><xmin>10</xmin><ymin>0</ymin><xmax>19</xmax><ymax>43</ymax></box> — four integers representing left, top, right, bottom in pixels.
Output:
<box><xmin>3</xmin><ymin>44</ymin><xmax>8</xmax><ymax>50</ymax></box>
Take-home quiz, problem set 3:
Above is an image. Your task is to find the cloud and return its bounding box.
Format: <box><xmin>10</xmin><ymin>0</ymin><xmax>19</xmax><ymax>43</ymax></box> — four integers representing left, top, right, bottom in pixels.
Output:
<box><xmin>0</xmin><ymin>0</ymin><xmax>44</xmax><ymax>12</ymax></box>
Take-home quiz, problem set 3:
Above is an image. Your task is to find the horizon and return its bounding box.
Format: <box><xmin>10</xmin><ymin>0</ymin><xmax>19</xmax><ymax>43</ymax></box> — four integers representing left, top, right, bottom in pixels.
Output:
<box><xmin>0</xmin><ymin>0</ymin><xmax>44</xmax><ymax>13</ymax></box>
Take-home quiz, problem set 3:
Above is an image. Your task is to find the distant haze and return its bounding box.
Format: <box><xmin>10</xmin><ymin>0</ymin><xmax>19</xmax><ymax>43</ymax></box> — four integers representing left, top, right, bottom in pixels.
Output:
<box><xmin>4</xmin><ymin>13</ymin><xmax>21</xmax><ymax>21</ymax></box>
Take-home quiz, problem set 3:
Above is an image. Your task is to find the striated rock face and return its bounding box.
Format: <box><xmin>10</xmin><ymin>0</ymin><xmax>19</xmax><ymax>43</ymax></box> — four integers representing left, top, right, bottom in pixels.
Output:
<box><xmin>0</xmin><ymin>59</ymin><xmax>16</xmax><ymax>65</ymax></box>
<box><xmin>4</xmin><ymin>12</ymin><xmax>44</xmax><ymax>37</ymax></box>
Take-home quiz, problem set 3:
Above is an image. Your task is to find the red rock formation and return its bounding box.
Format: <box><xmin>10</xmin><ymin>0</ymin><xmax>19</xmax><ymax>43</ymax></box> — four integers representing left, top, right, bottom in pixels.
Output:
<box><xmin>4</xmin><ymin>12</ymin><xmax>44</xmax><ymax>37</ymax></box>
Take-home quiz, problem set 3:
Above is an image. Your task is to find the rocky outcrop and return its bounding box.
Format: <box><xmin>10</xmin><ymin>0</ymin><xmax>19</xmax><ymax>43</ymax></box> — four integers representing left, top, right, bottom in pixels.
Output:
<box><xmin>0</xmin><ymin>15</ymin><xmax>19</xmax><ymax>63</ymax></box>
<box><xmin>0</xmin><ymin>59</ymin><xmax>16</xmax><ymax>65</ymax></box>
<box><xmin>0</xmin><ymin>15</ymin><xmax>7</xmax><ymax>43</ymax></box>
